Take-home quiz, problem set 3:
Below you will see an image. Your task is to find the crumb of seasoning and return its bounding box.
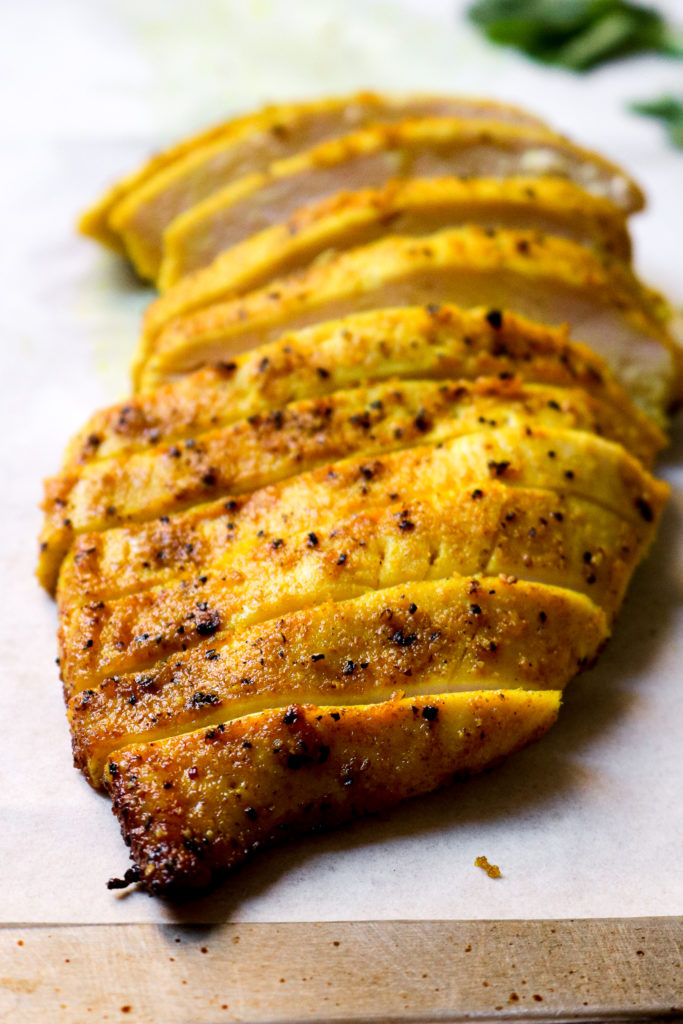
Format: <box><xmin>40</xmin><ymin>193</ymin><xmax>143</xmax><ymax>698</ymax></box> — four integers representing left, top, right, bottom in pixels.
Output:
<box><xmin>475</xmin><ymin>855</ymin><xmax>502</xmax><ymax>879</ymax></box>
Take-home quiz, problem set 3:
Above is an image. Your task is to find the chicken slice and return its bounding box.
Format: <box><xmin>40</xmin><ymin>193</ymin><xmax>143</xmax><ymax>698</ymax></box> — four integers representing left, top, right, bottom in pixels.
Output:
<box><xmin>56</xmin><ymin>488</ymin><xmax>653</xmax><ymax>696</ymax></box>
<box><xmin>39</xmin><ymin>375</ymin><xmax>663</xmax><ymax>596</ymax></box>
<box><xmin>67</xmin><ymin>306</ymin><xmax>660</xmax><ymax>470</ymax></box>
<box><xmin>70</xmin><ymin>576</ymin><xmax>603</xmax><ymax>788</ymax></box>
<box><xmin>156</xmin><ymin>174</ymin><xmax>631</xmax><ymax>301</ymax></box>
<box><xmin>106</xmin><ymin>689</ymin><xmax>560</xmax><ymax>894</ymax></box>
<box><xmin>156</xmin><ymin>119</ymin><xmax>642</xmax><ymax>286</ymax></box>
<box><xmin>88</xmin><ymin>94</ymin><xmax>547</xmax><ymax>276</ymax></box>
<box><xmin>57</xmin><ymin>424</ymin><xmax>667</xmax><ymax>610</ymax></box>
<box><xmin>137</xmin><ymin>229</ymin><xmax>680</xmax><ymax>423</ymax></box>
<box><xmin>57</xmin><ymin>427</ymin><xmax>666</xmax><ymax>696</ymax></box>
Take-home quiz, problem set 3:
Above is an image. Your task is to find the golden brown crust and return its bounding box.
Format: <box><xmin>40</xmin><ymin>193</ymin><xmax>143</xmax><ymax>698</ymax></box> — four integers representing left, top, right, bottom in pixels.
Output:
<box><xmin>157</xmin><ymin>120</ymin><xmax>639</xmax><ymax>284</ymax></box>
<box><xmin>56</xmin><ymin>425</ymin><xmax>667</xmax><ymax>703</ymax></box>
<box><xmin>97</xmin><ymin>95</ymin><xmax>548</xmax><ymax>278</ymax></box>
<box><xmin>70</xmin><ymin>577</ymin><xmax>603</xmax><ymax>788</ymax></box>
<box><xmin>71</xmin><ymin>306</ymin><xmax>663</xmax><ymax>470</ymax></box>
<box><xmin>55</xmin><ymin>424</ymin><xmax>668</xmax><ymax>612</ymax></box>
<box><xmin>136</xmin><ymin>230</ymin><xmax>678</xmax><ymax>423</ymax></box>
<box><xmin>39</xmin><ymin>375</ymin><xmax>664</xmax><ymax>596</ymax></box>
<box><xmin>106</xmin><ymin>689</ymin><xmax>561</xmax><ymax>894</ymax></box>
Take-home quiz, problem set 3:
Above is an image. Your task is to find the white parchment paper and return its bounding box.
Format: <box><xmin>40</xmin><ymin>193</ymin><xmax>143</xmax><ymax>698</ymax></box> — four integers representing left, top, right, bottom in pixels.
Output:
<box><xmin>0</xmin><ymin>0</ymin><xmax>681</xmax><ymax>924</ymax></box>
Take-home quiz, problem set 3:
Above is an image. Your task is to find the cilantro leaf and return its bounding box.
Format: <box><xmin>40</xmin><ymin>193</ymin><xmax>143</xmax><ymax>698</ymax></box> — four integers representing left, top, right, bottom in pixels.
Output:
<box><xmin>467</xmin><ymin>0</ymin><xmax>683</xmax><ymax>71</ymax></box>
<box><xmin>631</xmin><ymin>96</ymin><xmax>683</xmax><ymax>148</ymax></box>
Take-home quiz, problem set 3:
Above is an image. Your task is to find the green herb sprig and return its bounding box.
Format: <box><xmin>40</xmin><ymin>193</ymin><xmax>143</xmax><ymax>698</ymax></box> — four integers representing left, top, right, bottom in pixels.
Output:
<box><xmin>467</xmin><ymin>0</ymin><xmax>683</xmax><ymax>71</ymax></box>
<box><xmin>631</xmin><ymin>96</ymin><xmax>683</xmax><ymax>147</ymax></box>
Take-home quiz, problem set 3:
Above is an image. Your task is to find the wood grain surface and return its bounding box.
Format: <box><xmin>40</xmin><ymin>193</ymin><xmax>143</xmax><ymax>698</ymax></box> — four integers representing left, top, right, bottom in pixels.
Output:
<box><xmin>1</xmin><ymin>918</ymin><xmax>681</xmax><ymax>1022</ymax></box>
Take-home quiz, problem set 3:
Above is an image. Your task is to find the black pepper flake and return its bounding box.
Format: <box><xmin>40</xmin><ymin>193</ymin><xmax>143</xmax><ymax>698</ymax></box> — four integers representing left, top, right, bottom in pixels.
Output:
<box><xmin>311</xmin><ymin>653</ymin><xmax>325</xmax><ymax>662</ymax></box>
<box><xmin>108</xmin><ymin>762</ymin><xmax>119</xmax><ymax>777</ymax></box>
<box><xmin>635</xmin><ymin>497</ymin><xmax>654</xmax><ymax>522</ymax></box>
<box><xmin>205</xmin><ymin>649</ymin><xmax>219</xmax><ymax>661</ymax></box>
<box><xmin>196</xmin><ymin>601</ymin><xmax>209</xmax><ymax>611</ymax></box>
<box><xmin>202</xmin><ymin>471</ymin><xmax>217</xmax><ymax>487</ymax></box>
<box><xmin>583</xmin><ymin>551</ymin><xmax>593</xmax><ymax>564</ymax></box>
<box><xmin>359</xmin><ymin>465</ymin><xmax>374</xmax><ymax>480</ymax></box>
<box><xmin>287</xmin><ymin>752</ymin><xmax>312</xmax><ymax>771</ymax></box>
<box><xmin>426</xmin><ymin>302</ymin><xmax>441</xmax><ymax>315</ymax></box>
<box><xmin>414</xmin><ymin>411</ymin><xmax>430</xmax><ymax>432</ymax></box>
<box><xmin>539</xmin><ymin>611</ymin><xmax>547</xmax><ymax>623</ymax></box>
<box><xmin>258</xmin><ymin>356</ymin><xmax>269</xmax><ymax>372</ymax></box>
<box><xmin>330</xmin><ymin>712</ymin><xmax>341</xmax><ymax>721</ymax></box>
<box><xmin>241</xmin><ymin>677</ymin><xmax>253</xmax><ymax>686</ymax></box>
<box><xmin>429</xmin><ymin>631</ymin><xmax>441</xmax><ymax>642</ymax></box>
<box><xmin>225</xmin><ymin>499</ymin><xmax>238</xmax><ymax>511</ymax></box>
<box><xmin>488</xmin><ymin>460</ymin><xmax>511</xmax><ymax>477</ymax></box>
<box><xmin>398</xmin><ymin>518</ymin><xmax>415</xmax><ymax>531</ymax></box>
<box><xmin>245</xmin><ymin>806</ymin><xmax>259</xmax><ymax>821</ymax></box>
<box><xmin>360</xmin><ymin>661</ymin><xmax>369</xmax><ymax>669</ymax></box>
<box><xmin>190</xmin><ymin>691</ymin><xmax>220</xmax><ymax>707</ymax></box>
<box><xmin>587</xmin><ymin>574</ymin><xmax>597</xmax><ymax>584</ymax></box>
<box><xmin>168</xmin><ymin>446</ymin><xmax>181</xmax><ymax>458</ymax></box>
<box><xmin>409</xmin><ymin>603</ymin><xmax>418</xmax><ymax>614</ymax></box>
<box><xmin>83</xmin><ymin>639</ymin><xmax>93</xmax><ymax>649</ymax></box>
<box><xmin>342</xmin><ymin>660</ymin><xmax>356</xmax><ymax>675</ymax></box>
<box><xmin>271</xmin><ymin>538</ymin><xmax>284</xmax><ymax>549</ymax></box>
<box><xmin>393</xmin><ymin>630</ymin><xmax>417</xmax><ymax>647</ymax></box>
<box><xmin>470</xmin><ymin>604</ymin><xmax>482</xmax><ymax>615</ymax></box>
<box><xmin>196</xmin><ymin>612</ymin><xmax>220</xmax><ymax>636</ymax></box>
<box><xmin>318</xmin><ymin>745</ymin><xmax>330</xmax><ymax>765</ymax></box>
<box><xmin>485</xmin><ymin>309</ymin><xmax>503</xmax><ymax>329</ymax></box>
<box><xmin>471</xmin><ymin>488</ymin><xmax>484</xmax><ymax>500</ymax></box>
<box><xmin>306</xmin><ymin>532</ymin><xmax>319</xmax><ymax>547</ymax></box>
<box><xmin>422</xmin><ymin>705</ymin><xmax>439</xmax><ymax>721</ymax></box>
<box><xmin>565</xmin><ymin>469</ymin><xmax>575</xmax><ymax>480</ymax></box>
<box><xmin>282</xmin><ymin>708</ymin><xmax>299</xmax><ymax>725</ymax></box>
<box><xmin>337</xmin><ymin>553</ymin><xmax>348</xmax><ymax>565</ymax></box>
<box><xmin>316</xmin><ymin>366</ymin><xmax>330</xmax><ymax>379</ymax></box>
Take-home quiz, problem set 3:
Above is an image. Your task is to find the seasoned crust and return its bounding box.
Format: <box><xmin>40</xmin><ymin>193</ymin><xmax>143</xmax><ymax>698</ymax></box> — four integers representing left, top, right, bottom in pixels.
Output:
<box><xmin>106</xmin><ymin>689</ymin><xmax>561</xmax><ymax>894</ymax></box>
<box><xmin>158</xmin><ymin>115</ymin><xmax>640</xmax><ymax>284</ymax></box>
<box><xmin>39</xmin><ymin>375</ymin><xmax>664</xmax><ymax>596</ymax></box>
<box><xmin>71</xmin><ymin>576</ymin><xmax>603</xmax><ymax>788</ymax></box>
<box><xmin>91</xmin><ymin>94</ymin><xmax>548</xmax><ymax>277</ymax></box>
<box><xmin>70</xmin><ymin>306</ymin><xmax>663</xmax><ymax>470</ymax></box>
<box><xmin>137</xmin><ymin>229</ymin><xmax>678</xmax><ymax>422</ymax></box>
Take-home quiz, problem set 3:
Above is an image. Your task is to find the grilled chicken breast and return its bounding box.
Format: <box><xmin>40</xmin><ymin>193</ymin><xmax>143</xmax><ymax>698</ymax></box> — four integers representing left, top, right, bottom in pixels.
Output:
<box><xmin>154</xmin><ymin>175</ymin><xmax>632</xmax><ymax>312</ymax></box>
<box><xmin>84</xmin><ymin>93</ymin><xmax>548</xmax><ymax>277</ymax></box>
<box><xmin>106</xmin><ymin>689</ymin><xmax>561</xmax><ymax>894</ymax></box>
<box><xmin>70</xmin><ymin>578</ymin><xmax>600</xmax><ymax>788</ymax></box>
<box><xmin>136</xmin><ymin>229</ymin><xmax>679</xmax><ymax>422</ymax></box>
<box><xmin>46</xmin><ymin>94</ymin><xmax>677</xmax><ymax>896</ymax></box>
<box><xmin>69</xmin><ymin>306</ymin><xmax>664</xmax><ymax>470</ymax></box>
<box><xmin>158</xmin><ymin>119</ymin><xmax>640</xmax><ymax>285</ymax></box>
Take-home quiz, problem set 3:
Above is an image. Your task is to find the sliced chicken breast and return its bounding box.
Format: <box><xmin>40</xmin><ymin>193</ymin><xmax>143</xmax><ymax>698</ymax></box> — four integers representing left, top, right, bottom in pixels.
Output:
<box><xmin>138</xmin><ymin>228</ymin><xmax>680</xmax><ymax>422</ymax></box>
<box><xmin>106</xmin><ymin>688</ymin><xmax>561</xmax><ymax>894</ymax></box>
<box><xmin>72</xmin><ymin>577</ymin><xmax>591</xmax><ymax>787</ymax></box>
<box><xmin>66</xmin><ymin>306</ymin><xmax>661</xmax><ymax>471</ymax></box>
<box><xmin>155</xmin><ymin>175</ymin><xmax>632</xmax><ymax>306</ymax></box>
<box><xmin>156</xmin><ymin>118</ymin><xmax>642</xmax><ymax>285</ymax></box>
<box><xmin>87</xmin><ymin>94</ymin><xmax>547</xmax><ymax>276</ymax></box>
